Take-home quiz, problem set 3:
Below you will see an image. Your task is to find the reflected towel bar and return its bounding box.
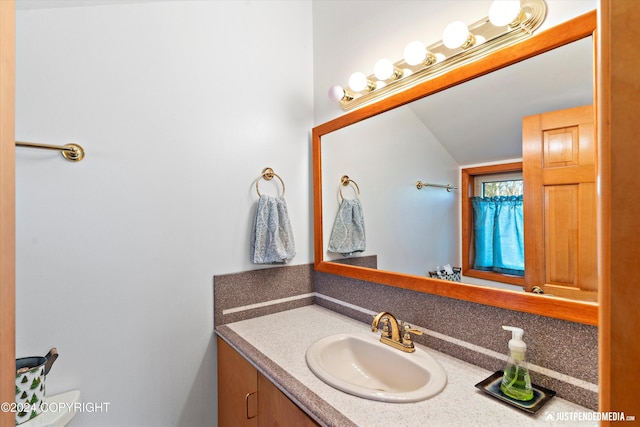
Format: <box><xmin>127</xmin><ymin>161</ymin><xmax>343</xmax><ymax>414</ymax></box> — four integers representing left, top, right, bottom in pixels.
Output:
<box><xmin>16</xmin><ymin>141</ymin><xmax>85</xmax><ymax>162</ymax></box>
<box><xmin>339</xmin><ymin>175</ymin><xmax>360</xmax><ymax>200</ymax></box>
<box><xmin>416</xmin><ymin>181</ymin><xmax>457</xmax><ymax>192</ymax></box>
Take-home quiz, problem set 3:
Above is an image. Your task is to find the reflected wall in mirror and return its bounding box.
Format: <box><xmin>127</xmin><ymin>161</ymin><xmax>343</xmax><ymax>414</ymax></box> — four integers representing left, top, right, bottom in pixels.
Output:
<box><xmin>313</xmin><ymin>11</ymin><xmax>598</xmax><ymax>325</ymax></box>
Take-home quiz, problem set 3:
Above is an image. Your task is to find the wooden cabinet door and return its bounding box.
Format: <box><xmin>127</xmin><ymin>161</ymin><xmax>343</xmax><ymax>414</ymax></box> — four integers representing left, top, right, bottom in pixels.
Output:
<box><xmin>523</xmin><ymin>105</ymin><xmax>597</xmax><ymax>301</ymax></box>
<box><xmin>218</xmin><ymin>337</ymin><xmax>318</xmax><ymax>427</ymax></box>
<box><xmin>257</xmin><ymin>373</ymin><xmax>319</xmax><ymax>427</ymax></box>
<box><xmin>217</xmin><ymin>337</ymin><xmax>258</xmax><ymax>427</ymax></box>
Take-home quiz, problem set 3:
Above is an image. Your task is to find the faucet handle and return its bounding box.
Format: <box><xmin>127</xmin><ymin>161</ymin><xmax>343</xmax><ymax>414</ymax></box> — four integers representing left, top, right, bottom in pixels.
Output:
<box><xmin>402</xmin><ymin>323</ymin><xmax>422</xmax><ymax>347</ymax></box>
<box><xmin>380</xmin><ymin>318</ymin><xmax>392</xmax><ymax>339</ymax></box>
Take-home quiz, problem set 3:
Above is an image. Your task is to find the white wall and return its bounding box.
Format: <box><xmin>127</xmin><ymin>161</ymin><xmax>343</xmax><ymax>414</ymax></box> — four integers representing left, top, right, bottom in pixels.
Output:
<box><xmin>15</xmin><ymin>1</ymin><xmax>312</xmax><ymax>426</ymax></box>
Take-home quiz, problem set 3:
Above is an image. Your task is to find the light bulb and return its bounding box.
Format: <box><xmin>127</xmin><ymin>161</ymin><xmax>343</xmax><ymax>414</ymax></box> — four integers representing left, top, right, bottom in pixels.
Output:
<box><xmin>404</xmin><ymin>41</ymin><xmax>426</xmax><ymax>66</ymax></box>
<box><xmin>442</xmin><ymin>21</ymin><xmax>474</xmax><ymax>49</ymax></box>
<box><xmin>489</xmin><ymin>0</ymin><xmax>522</xmax><ymax>27</ymax></box>
<box><xmin>374</xmin><ymin>58</ymin><xmax>401</xmax><ymax>81</ymax></box>
<box><xmin>348</xmin><ymin>72</ymin><xmax>372</xmax><ymax>92</ymax></box>
<box><xmin>403</xmin><ymin>41</ymin><xmax>437</xmax><ymax>67</ymax></box>
<box><xmin>328</xmin><ymin>85</ymin><xmax>354</xmax><ymax>103</ymax></box>
<box><xmin>328</xmin><ymin>85</ymin><xmax>345</xmax><ymax>102</ymax></box>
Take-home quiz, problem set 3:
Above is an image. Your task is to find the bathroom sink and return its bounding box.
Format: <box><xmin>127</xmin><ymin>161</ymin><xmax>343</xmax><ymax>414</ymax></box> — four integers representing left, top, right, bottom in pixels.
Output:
<box><xmin>305</xmin><ymin>333</ymin><xmax>447</xmax><ymax>402</ymax></box>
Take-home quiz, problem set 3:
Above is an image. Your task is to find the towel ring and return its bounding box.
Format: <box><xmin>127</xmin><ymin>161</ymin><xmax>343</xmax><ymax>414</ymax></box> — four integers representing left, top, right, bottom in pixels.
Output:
<box><xmin>339</xmin><ymin>175</ymin><xmax>360</xmax><ymax>201</ymax></box>
<box><xmin>256</xmin><ymin>167</ymin><xmax>285</xmax><ymax>197</ymax></box>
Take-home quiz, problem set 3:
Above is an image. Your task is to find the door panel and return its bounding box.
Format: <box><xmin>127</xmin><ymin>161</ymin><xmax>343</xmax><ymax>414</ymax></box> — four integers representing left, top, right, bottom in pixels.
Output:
<box><xmin>523</xmin><ymin>105</ymin><xmax>597</xmax><ymax>302</ymax></box>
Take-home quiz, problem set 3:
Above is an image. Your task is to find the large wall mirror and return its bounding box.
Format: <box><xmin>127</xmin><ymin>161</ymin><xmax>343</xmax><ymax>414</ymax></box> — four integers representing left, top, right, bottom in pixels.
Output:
<box><xmin>313</xmin><ymin>11</ymin><xmax>598</xmax><ymax>325</ymax></box>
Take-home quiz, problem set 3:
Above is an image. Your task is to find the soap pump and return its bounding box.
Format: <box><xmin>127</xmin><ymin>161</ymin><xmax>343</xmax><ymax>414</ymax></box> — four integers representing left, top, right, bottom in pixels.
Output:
<box><xmin>500</xmin><ymin>326</ymin><xmax>534</xmax><ymax>401</ymax></box>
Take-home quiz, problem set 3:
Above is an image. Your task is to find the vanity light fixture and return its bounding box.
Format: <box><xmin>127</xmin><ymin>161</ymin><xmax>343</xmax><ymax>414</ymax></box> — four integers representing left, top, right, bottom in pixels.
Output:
<box><xmin>330</xmin><ymin>0</ymin><xmax>547</xmax><ymax>110</ymax></box>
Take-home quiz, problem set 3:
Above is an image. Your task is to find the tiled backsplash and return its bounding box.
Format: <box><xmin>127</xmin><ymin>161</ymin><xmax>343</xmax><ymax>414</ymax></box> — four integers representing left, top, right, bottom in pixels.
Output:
<box><xmin>214</xmin><ymin>259</ymin><xmax>598</xmax><ymax>410</ymax></box>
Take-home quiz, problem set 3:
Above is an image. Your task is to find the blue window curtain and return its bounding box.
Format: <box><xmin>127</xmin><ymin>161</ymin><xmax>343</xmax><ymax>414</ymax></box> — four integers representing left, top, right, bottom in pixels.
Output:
<box><xmin>471</xmin><ymin>195</ymin><xmax>524</xmax><ymax>276</ymax></box>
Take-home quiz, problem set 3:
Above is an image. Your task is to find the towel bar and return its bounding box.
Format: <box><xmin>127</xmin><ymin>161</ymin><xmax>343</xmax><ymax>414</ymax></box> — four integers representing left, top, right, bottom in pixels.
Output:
<box><xmin>16</xmin><ymin>141</ymin><xmax>85</xmax><ymax>162</ymax></box>
<box><xmin>416</xmin><ymin>181</ymin><xmax>457</xmax><ymax>192</ymax></box>
<box><xmin>256</xmin><ymin>167</ymin><xmax>285</xmax><ymax>197</ymax></box>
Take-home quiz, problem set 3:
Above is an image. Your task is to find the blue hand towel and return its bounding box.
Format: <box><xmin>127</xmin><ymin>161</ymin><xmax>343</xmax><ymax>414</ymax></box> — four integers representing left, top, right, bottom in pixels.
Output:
<box><xmin>328</xmin><ymin>198</ymin><xmax>366</xmax><ymax>256</ymax></box>
<box><xmin>251</xmin><ymin>194</ymin><xmax>296</xmax><ymax>264</ymax></box>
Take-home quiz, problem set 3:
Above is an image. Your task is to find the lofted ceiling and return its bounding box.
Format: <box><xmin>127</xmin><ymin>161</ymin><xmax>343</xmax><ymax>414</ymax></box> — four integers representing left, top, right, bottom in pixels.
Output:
<box><xmin>407</xmin><ymin>35</ymin><xmax>594</xmax><ymax>166</ymax></box>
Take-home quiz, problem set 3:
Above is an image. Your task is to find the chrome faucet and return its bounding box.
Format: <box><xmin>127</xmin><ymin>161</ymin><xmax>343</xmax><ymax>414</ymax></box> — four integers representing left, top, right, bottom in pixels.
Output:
<box><xmin>371</xmin><ymin>311</ymin><xmax>423</xmax><ymax>353</ymax></box>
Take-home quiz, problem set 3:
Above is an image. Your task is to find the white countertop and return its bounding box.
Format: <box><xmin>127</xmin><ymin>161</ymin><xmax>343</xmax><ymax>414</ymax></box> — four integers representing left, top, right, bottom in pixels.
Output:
<box><xmin>224</xmin><ymin>305</ymin><xmax>596</xmax><ymax>427</ymax></box>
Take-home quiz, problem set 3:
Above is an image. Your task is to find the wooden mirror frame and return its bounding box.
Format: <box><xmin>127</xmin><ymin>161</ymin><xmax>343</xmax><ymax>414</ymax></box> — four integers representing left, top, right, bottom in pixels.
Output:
<box><xmin>312</xmin><ymin>11</ymin><xmax>598</xmax><ymax>326</ymax></box>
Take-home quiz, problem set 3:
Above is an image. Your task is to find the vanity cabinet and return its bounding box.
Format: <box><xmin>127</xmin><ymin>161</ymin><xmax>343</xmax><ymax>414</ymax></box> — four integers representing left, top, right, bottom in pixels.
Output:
<box><xmin>217</xmin><ymin>337</ymin><xmax>318</xmax><ymax>427</ymax></box>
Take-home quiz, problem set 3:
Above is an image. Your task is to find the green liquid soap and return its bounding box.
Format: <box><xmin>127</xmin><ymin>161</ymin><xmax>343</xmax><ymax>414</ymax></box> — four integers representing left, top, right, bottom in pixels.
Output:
<box><xmin>500</xmin><ymin>365</ymin><xmax>534</xmax><ymax>401</ymax></box>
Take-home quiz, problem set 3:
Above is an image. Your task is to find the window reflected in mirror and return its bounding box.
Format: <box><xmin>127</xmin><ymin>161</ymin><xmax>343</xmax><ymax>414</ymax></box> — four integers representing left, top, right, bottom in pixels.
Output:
<box><xmin>462</xmin><ymin>163</ymin><xmax>525</xmax><ymax>286</ymax></box>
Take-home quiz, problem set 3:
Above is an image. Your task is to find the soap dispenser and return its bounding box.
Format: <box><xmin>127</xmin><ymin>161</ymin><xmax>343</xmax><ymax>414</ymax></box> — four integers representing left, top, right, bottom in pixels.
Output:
<box><xmin>500</xmin><ymin>326</ymin><xmax>533</xmax><ymax>401</ymax></box>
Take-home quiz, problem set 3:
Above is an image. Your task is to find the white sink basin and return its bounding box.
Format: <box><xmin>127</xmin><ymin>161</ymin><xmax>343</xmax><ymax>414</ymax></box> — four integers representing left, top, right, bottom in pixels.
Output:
<box><xmin>305</xmin><ymin>333</ymin><xmax>447</xmax><ymax>402</ymax></box>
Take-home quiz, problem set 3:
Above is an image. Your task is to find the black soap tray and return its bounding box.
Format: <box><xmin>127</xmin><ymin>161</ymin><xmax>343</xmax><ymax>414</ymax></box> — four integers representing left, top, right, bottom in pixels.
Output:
<box><xmin>475</xmin><ymin>370</ymin><xmax>556</xmax><ymax>414</ymax></box>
